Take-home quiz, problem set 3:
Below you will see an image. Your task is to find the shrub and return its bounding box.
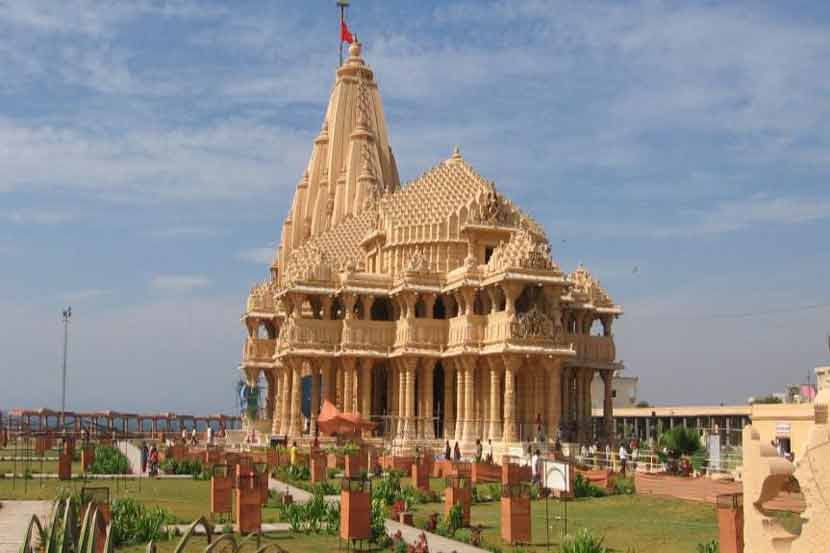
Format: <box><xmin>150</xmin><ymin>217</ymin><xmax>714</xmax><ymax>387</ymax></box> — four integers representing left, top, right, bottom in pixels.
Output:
<box><xmin>110</xmin><ymin>497</ymin><xmax>170</xmax><ymax>546</ymax></box>
<box><xmin>561</xmin><ymin>528</ymin><xmax>610</xmax><ymax>553</ymax></box>
<box><xmin>89</xmin><ymin>445</ymin><xmax>129</xmax><ymax>474</ymax></box>
<box><xmin>160</xmin><ymin>458</ymin><xmax>204</xmax><ymax>478</ymax></box>
<box><xmin>659</xmin><ymin>426</ymin><xmax>702</xmax><ymax>459</ymax></box>
<box><xmin>278</xmin><ymin>489</ymin><xmax>339</xmax><ymax>534</ymax></box>
<box><xmin>612</xmin><ymin>476</ymin><xmax>635</xmax><ymax>496</ymax></box>
<box><xmin>696</xmin><ymin>541</ymin><xmax>719</xmax><ymax>553</ymax></box>
<box><xmin>574</xmin><ymin>474</ymin><xmax>606</xmax><ymax>498</ymax></box>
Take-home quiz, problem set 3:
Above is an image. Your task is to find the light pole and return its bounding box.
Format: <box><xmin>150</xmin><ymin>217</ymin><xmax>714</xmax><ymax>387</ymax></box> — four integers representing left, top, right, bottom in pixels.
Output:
<box><xmin>61</xmin><ymin>306</ymin><xmax>72</xmax><ymax>426</ymax></box>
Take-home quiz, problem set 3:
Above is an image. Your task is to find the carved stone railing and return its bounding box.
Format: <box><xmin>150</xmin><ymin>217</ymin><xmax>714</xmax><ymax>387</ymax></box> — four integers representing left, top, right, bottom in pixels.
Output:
<box><xmin>572</xmin><ymin>334</ymin><xmax>616</xmax><ymax>362</ymax></box>
<box><xmin>447</xmin><ymin>315</ymin><xmax>486</xmax><ymax>348</ymax></box>
<box><xmin>279</xmin><ymin>318</ymin><xmax>342</xmax><ymax>351</ymax></box>
<box><xmin>342</xmin><ymin>319</ymin><xmax>395</xmax><ymax>351</ymax></box>
<box><xmin>482</xmin><ymin>311</ymin><xmax>511</xmax><ymax>343</ymax></box>
<box><xmin>393</xmin><ymin>319</ymin><xmax>449</xmax><ymax>350</ymax></box>
<box><xmin>242</xmin><ymin>337</ymin><xmax>276</xmax><ymax>363</ymax></box>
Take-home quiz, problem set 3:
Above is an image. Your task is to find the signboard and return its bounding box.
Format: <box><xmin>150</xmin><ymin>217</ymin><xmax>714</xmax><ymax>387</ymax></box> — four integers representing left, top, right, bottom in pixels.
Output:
<box><xmin>707</xmin><ymin>434</ymin><xmax>721</xmax><ymax>471</ymax></box>
<box><xmin>541</xmin><ymin>459</ymin><xmax>571</xmax><ymax>493</ymax></box>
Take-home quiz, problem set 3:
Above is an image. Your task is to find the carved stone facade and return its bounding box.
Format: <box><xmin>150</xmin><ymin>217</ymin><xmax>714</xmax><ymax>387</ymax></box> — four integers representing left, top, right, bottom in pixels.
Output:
<box><xmin>239</xmin><ymin>41</ymin><xmax>623</xmax><ymax>454</ymax></box>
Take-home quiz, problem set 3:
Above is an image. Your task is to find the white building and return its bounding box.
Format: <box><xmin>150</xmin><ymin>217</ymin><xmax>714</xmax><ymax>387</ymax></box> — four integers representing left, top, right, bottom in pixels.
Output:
<box><xmin>817</xmin><ymin>366</ymin><xmax>830</xmax><ymax>392</ymax></box>
<box><xmin>591</xmin><ymin>371</ymin><xmax>638</xmax><ymax>409</ymax></box>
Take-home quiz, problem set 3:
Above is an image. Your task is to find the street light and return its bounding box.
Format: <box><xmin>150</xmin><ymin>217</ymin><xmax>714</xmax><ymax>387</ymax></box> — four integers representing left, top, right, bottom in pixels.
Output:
<box><xmin>61</xmin><ymin>306</ymin><xmax>72</xmax><ymax>425</ymax></box>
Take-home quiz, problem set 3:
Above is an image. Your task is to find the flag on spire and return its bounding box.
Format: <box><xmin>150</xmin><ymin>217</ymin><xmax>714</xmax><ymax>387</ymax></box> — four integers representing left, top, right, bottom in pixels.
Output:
<box><xmin>340</xmin><ymin>20</ymin><xmax>354</xmax><ymax>43</ymax></box>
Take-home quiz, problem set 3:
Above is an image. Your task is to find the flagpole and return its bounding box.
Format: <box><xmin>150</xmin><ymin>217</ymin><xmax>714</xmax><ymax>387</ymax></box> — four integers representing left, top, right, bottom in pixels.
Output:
<box><xmin>337</xmin><ymin>0</ymin><xmax>349</xmax><ymax>66</ymax></box>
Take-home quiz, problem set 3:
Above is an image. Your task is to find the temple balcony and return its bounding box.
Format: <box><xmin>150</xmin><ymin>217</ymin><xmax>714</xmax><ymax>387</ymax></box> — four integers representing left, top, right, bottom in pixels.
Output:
<box><xmin>278</xmin><ymin>318</ymin><xmax>342</xmax><ymax>353</ymax></box>
<box><xmin>242</xmin><ymin>337</ymin><xmax>276</xmax><ymax>364</ymax></box>
<box><xmin>342</xmin><ymin>319</ymin><xmax>395</xmax><ymax>353</ymax></box>
<box><xmin>572</xmin><ymin>334</ymin><xmax>616</xmax><ymax>362</ymax></box>
<box><xmin>447</xmin><ymin>314</ymin><xmax>486</xmax><ymax>348</ymax></box>
<box><xmin>393</xmin><ymin>318</ymin><xmax>449</xmax><ymax>351</ymax></box>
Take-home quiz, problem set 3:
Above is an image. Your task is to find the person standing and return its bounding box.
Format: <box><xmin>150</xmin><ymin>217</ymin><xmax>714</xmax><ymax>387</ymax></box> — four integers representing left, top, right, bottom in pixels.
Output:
<box><xmin>289</xmin><ymin>441</ymin><xmax>298</xmax><ymax>466</ymax></box>
<box><xmin>531</xmin><ymin>449</ymin><xmax>541</xmax><ymax>486</ymax></box>
<box><xmin>475</xmin><ymin>439</ymin><xmax>483</xmax><ymax>463</ymax></box>
<box><xmin>453</xmin><ymin>441</ymin><xmax>461</xmax><ymax>462</ymax></box>
<box><xmin>444</xmin><ymin>440</ymin><xmax>452</xmax><ymax>460</ymax></box>
<box><xmin>140</xmin><ymin>443</ymin><xmax>148</xmax><ymax>474</ymax></box>
<box><xmin>618</xmin><ymin>443</ymin><xmax>629</xmax><ymax>476</ymax></box>
<box><xmin>486</xmin><ymin>439</ymin><xmax>494</xmax><ymax>463</ymax></box>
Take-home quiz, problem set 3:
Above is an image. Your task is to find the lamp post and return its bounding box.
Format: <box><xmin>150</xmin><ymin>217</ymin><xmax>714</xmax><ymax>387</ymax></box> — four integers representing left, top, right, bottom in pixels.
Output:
<box><xmin>61</xmin><ymin>306</ymin><xmax>72</xmax><ymax>427</ymax></box>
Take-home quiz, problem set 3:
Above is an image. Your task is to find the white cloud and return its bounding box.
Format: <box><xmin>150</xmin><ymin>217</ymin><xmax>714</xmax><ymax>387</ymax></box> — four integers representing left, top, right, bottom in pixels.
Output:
<box><xmin>150</xmin><ymin>274</ymin><xmax>211</xmax><ymax>291</ymax></box>
<box><xmin>0</xmin><ymin>117</ymin><xmax>310</xmax><ymax>200</ymax></box>
<box><xmin>1</xmin><ymin>207</ymin><xmax>79</xmax><ymax>225</ymax></box>
<box><xmin>63</xmin><ymin>289</ymin><xmax>111</xmax><ymax>302</ymax></box>
<box><xmin>238</xmin><ymin>247</ymin><xmax>274</xmax><ymax>265</ymax></box>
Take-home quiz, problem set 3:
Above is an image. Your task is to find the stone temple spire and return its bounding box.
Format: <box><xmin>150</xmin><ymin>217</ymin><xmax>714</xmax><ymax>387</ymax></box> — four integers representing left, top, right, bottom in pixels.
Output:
<box><xmin>276</xmin><ymin>40</ymin><xmax>400</xmax><ymax>280</ymax></box>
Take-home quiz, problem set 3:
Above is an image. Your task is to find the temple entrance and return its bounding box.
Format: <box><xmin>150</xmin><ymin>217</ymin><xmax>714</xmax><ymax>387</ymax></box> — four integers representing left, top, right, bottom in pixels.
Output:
<box><xmin>433</xmin><ymin>361</ymin><xmax>445</xmax><ymax>438</ymax></box>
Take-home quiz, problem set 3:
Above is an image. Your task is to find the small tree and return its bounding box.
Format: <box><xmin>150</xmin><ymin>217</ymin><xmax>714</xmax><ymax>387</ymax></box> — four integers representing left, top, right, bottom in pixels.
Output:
<box><xmin>751</xmin><ymin>395</ymin><xmax>782</xmax><ymax>405</ymax></box>
<box><xmin>635</xmin><ymin>400</ymin><xmax>650</xmax><ymax>408</ymax></box>
<box><xmin>658</xmin><ymin>426</ymin><xmax>702</xmax><ymax>475</ymax></box>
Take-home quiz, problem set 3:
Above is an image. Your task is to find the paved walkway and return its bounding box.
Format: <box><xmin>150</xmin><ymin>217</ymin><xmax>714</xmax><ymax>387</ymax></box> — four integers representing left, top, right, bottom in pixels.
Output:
<box><xmin>267</xmin><ymin>478</ymin><xmax>338</xmax><ymax>505</ymax></box>
<box><xmin>385</xmin><ymin>520</ymin><xmax>489</xmax><ymax>553</ymax></box>
<box><xmin>0</xmin><ymin>501</ymin><xmax>52</xmax><ymax>553</ymax></box>
<box><xmin>166</xmin><ymin>522</ymin><xmax>291</xmax><ymax>534</ymax></box>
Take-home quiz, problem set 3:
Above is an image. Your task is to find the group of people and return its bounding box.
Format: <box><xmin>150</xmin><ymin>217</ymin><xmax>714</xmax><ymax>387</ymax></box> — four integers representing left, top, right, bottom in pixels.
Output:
<box><xmin>139</xmin><ymin>443</ymin><xmax>160</xmax><ymax>476</ymax></box>
<box><xmin>442</xmin><ymin>438</ymin><xmax>497</xmax><ymax>464</ymax></box>
<box><xmin>577</xmin><ymin>437</ymin><xmax>641</xmax><ymax>476</ymax></box>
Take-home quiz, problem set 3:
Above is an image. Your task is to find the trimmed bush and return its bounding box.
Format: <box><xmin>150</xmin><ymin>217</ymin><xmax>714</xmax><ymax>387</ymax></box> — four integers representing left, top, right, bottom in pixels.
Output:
<box><xmin>89</xmin><ymin>445</ymin><xmax>129</xmax><ymax>474</ymax></box>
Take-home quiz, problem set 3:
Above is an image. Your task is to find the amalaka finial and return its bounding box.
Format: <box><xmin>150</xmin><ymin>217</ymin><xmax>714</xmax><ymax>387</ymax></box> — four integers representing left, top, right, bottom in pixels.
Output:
<box><xmin>448</xmin><ymin>145</ymin><xmax>463</xmax><ymax>164</ymax></box>
<box><xmin>349</xmin><ymin>41</ymin><xmax>362</xmax><ymax>58</ymax></box>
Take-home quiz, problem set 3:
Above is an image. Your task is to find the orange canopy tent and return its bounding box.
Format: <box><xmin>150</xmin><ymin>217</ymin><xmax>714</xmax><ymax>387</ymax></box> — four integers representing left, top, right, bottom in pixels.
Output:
<box><xmin>316</xmin><ymin>400</ymin><xmax>377</xmax><ymax>436</ymax></box>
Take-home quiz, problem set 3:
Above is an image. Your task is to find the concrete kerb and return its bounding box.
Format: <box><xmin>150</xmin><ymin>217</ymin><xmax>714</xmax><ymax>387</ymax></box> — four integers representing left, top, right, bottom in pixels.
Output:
<box><xmin>267</xmin><ymin>477</ymin><xmax>339</xmax><ymax>505</ymax></box>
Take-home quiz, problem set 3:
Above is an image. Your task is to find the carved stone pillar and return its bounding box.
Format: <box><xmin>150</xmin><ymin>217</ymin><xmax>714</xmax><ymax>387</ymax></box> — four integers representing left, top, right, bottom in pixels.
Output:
<box><xmin>360</xmin><ymin>358</ymin><xmax>373</xmax><ymax>420</ymax></box>
<box><xmin>289</xmin><ymin>359</ymin><xmax>303</xmax><ymax>436</ymax></box>
<box><xmin>423</xmin><ymin>358</ymin><xmax>435</xmax><ymax>439</ymax></box>
<box><xmin>584</xmin><ymin>368</ymin><xmax>594</xmax><ymax>442</ymax></box>
<box><xmin>601</xmin><ymin>371</ymin><xmax>616</xmax><ymax>440</ymax></box>
<box><xmin>342</xmin><ymin>357</ymin><xmax>356</xmax><ymax>413</ymax></box>
<box><xmin>360</xmin><ymin>295</ymin><xmax>374</xmax><ymax>320</ymax></box>
<box><xmin>543</xmin><ymin>359</ymin><xmax>561</xmax><ymax>441</ymax></box>
<box><xmin>463</xmin><ymin>358</ymin><xmax>475</xmax><ymax>443</ymax></box>
<box><xmin>336</xmin><ymin>363</ymin><xmax>344</xmax><ymax>411</ymax></box>
<box><xmin>454</xmin><ymin>359</ymin><xmax>465</xmax><ymax>443</ymax></box>
<box><xmin>398</xmin><ymin>361</ymin><xmax>407</xmax><ymax>438</ymax></box>
<box><xmin>271</xmin><ymin>365</ymin><xmax>282</xmax><ymax>435</ymax></box>
<box><xmin>503</xmin><ymin>355</ymin><xmax>520</xmax><ymax>443</ymax></box>
<box><xmin>320</xmin><ymin>296</ymin><xmax>333</xmax><ymax>320</ymax></box>
<box><xmin>502</xmin><ymin>282</ymin><xmax>523</xmax><ymax>318</ymax></box>
<box><xmin>279</xmin><ymin>364</ymin><xmax>291</xmax><ymax>435</ymax></box>
<box><xmin>488</xmin><ymin>358</ymin><xmax>502</xmax><ymax>440</ymax></box>
<box><xmin>310</xmin><ymin>363</ymin><xmax>320</xmax><ymax>435</ymax></box>
<box><xmin>403</xmin><ymin>357</ymin><xmax>417</xmax><ymax>441</ymax></box>
<box><xmin>444</xmin><ymin>362</ymin><xmax>455</xmax><ymax>440</ymax></box>
<box><xmin>561</xmin><ymin>367</ymin><xmax>571</xmax><ymax>430</ymax></box>
<box><xmin>422</xmin><ymin>293</ymin><xmax>437</xmax><ymax>319</ymax></box>
<box><xmin>534</xmin><ymin>365</ymin><xmax>544</xmax><ymax>434</ymax></box>
<box><xmin>342</xmin><ymin>293</ymin><xmax>357</xmax><ymax>320</ymax></box>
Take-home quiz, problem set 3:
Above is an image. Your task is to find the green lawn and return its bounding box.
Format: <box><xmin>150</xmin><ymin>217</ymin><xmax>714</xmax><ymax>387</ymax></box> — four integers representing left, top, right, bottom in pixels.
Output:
<box><xmin>0</xmin><ymin>460</ymin><xmax>84</xmax><ymax>475</ymax></box>
<box><xmin>0</xmin><ymin>477</ymin><xmax>282</xmax><ymax>524</ymax></box>
<box><xmin>412</xmin><ymin>495</ymin><xmax>718</xmax><ymax>553</ymax></box>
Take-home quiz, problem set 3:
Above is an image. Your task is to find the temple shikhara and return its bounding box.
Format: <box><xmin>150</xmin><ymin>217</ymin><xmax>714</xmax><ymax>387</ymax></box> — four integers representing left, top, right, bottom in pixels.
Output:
<box><xmin>240</xmin><ymin>41</ymin><xmax>623</xmax><ymax>454</ymax></box>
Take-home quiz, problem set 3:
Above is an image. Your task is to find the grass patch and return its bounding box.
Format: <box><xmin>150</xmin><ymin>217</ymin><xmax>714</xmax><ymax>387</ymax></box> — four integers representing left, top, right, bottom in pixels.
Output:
<box><xmin>116</xmin><ymin>532</ymin><xmax>339</xmax><ymax>553</ymax></box>
<box><xmin>413</xmin><ymin>494</ymin><xmax>718</xmax><ymax>553</ymax></box>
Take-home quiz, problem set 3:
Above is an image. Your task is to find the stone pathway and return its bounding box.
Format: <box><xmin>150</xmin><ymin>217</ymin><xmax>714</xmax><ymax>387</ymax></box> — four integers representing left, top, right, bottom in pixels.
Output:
<box><xmin>267</xmin><ymin>478</ymin><xmax>338</xmax><ymax>505</ymax></box>
<box><xmin>0</xmin><ymin>501</ymin><xmax>52</xmax><ymax>553</ymax></box>
<box><xmin>384</xmin><ymin>520</ymin><xmax>490</xmax><ymax>553</ymax></box>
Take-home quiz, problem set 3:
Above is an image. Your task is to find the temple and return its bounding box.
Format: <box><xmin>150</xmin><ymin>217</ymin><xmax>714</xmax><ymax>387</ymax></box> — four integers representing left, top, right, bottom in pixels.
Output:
<box><xmin>240</xmin><ymin>41</ymin><xmax>623</xmax><ymax>454</ymax></box>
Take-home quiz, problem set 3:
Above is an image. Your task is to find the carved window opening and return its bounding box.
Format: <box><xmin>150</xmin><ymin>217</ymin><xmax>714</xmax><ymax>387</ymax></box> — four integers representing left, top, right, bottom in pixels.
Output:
<box><xmin>484</xmin><ymin>246</ymin><xmax>495</xmax><ymax>264</ymax></box>
<box><xmin>332</xmin><ymin>297</ymin><xmax>345</xmax><ymax>320</ymax></box>
<box><xmin>414</xmin><ymin>297</ymin><xmax>427</xmax><ymax>318</ymax></box>
<box><xmin>590</xmin><ymin>319</ymin><xmax>604</xmax><ymax>337</ymax></box>
<box><xmin>473</xmin><ymin>290</ymin><xmax>487</xmax><ymax>315</ymax></box>
<box><xmin>515</xmin><ymin>285</ymin><xmax>541</xmax><ymax>315</ymax></box>
<box><xmin>433</xmin><ymin>296</ymin><xmax>447</xmax><ymax>319</ymax></box>
<box><xmin>371</xmin><ymin>297</ymin><xmax>394</xmax><ymax>321</ymax></box>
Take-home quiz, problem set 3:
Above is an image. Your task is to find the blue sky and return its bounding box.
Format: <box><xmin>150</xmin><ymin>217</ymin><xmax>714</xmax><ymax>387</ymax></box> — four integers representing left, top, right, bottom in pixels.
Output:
<box><xmin>1</xmin><ymin>0</ymin><xmax>829</xmax><ymax>414</ymax></box>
